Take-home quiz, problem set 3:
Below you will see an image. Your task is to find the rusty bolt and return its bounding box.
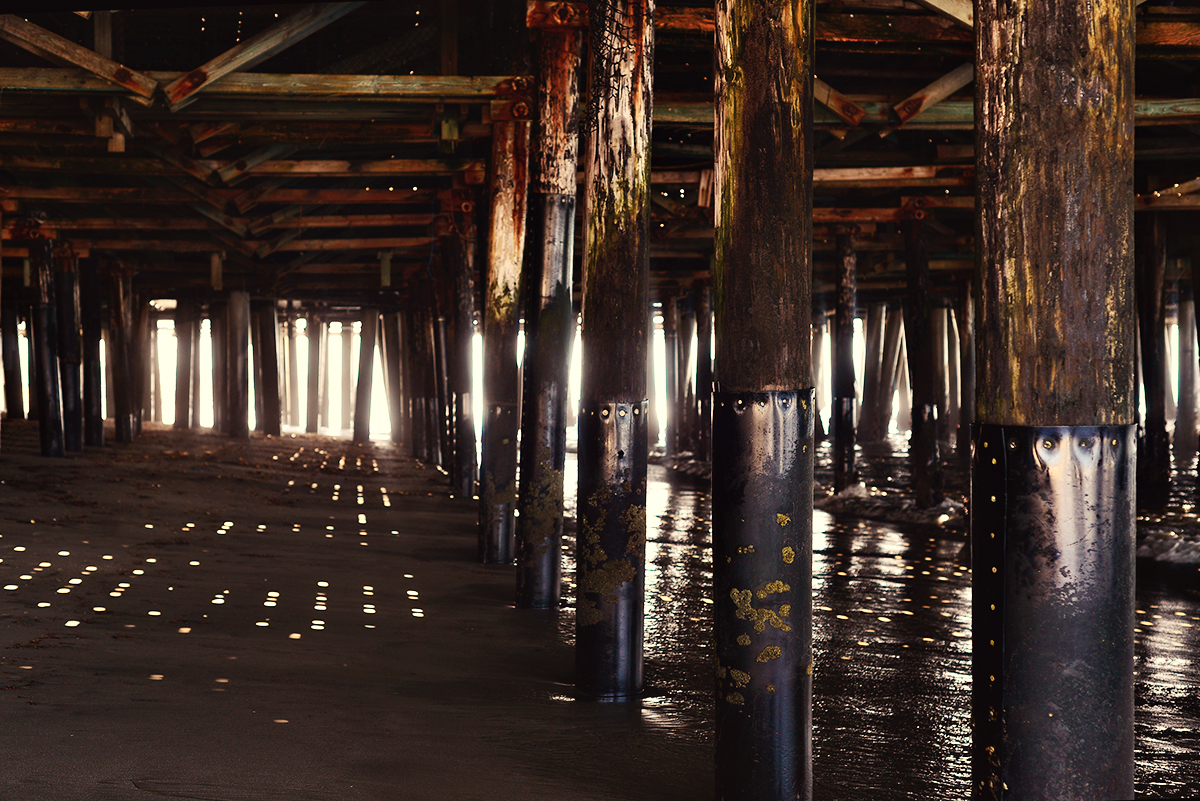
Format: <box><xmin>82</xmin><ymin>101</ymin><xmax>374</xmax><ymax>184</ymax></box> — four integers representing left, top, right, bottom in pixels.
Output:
<box><xmin>511</xmin><ymin>101</ymin><xmax>531</xmax><ymax>119</ymax></box>
<box><xmin>512</xmin><ymin>76</ymin><xmax>532</xmax><ymax>94</ymax></box>
<box><xmin>461</xmin><ymin>201</ymin><xmax>475</xmax><ymax>213</ymax></box>
<box><xmin>553</xmin><ymin>3</ymin><xmax>575</xmax><ymax>22</ymax></box>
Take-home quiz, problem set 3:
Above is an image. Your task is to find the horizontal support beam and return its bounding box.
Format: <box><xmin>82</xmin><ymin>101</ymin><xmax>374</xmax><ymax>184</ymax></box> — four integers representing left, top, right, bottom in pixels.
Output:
<box><xmin>0</xmin><ymin>154</ymin><xmax>487</xmax><ymax>181</ymax></box>
<box><xmin>58</xmin><ymin>236</ymin><xmax>433</xmax><ymax>253</ymax></box>
<box><xmin>2</xmin><ymin>186</ymin><xmax>436</xmax><ymax>205</ymax></box>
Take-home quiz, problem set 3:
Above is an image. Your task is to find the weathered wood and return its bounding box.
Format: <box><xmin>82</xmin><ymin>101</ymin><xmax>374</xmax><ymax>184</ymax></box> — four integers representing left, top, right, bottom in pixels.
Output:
<box><xmin>890</xmin><ymin>62</ymin><xmax>974</xmax><ymax>127</ymax></box>
<box><xmin>0</xmin><ymin>15</ymin><xmax>157</xmax><ymax>102</ymax></box>
<box><xmin>1183</xmin><ymin>287</ymin><xmax>1200</xmax><ymax>465</ymax></box>
<box><xmin>714</xmin><ymin>2</ymin><xmax>814</xmax><ymax>800</ymax></box>
<box><xmin>813</xmin><ymin>77</ymin><xmax>865</xmax><ymax>127</ymax></box>
<box><xmin>383</xmin><ymin>312</ymin><xmax>404</xmax><ymax>445</ymax></box>
<box><xmin>910</xmin><ymin>0</ymin><xmax>972</xmax><ymax>27</ymax></box>
<box><xmin>163</xmin><ymin>3</ymin><xmax>367</xmax><ymax>110</ymax></box>
<box><xmin>576</xmin><ymin>0</ymin><xmax>653</xmax><ymax>700</ymax></box>
<box><xmin>215</xmin><ymin>144</ymin><xmax>299</xmax><ymax>186</ymax></box>
<box><xmin>480</xmin><ymin>119</ymin><xmax>529</xmax><ymax>563</ymax></box>
<box><xmin>976</xmin><ymin>0</ymin><xmax>1135</xmax><ymax>427</ymax></box>
<box><xmin>4</xmin><ymin>185</ymin><xmax>436</xmax><ymax>205</ymax></box>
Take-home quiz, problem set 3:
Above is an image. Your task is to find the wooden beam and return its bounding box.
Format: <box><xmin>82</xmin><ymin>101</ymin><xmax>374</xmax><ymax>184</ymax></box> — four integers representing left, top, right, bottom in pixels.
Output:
<box><xmin>163</xmin><ymin>3</ymin><xmax>368</xmax><ymax>111</ymax></box>
<box><xmin>0</xmin><ymin>68</ymin><xmax>533</xmax><ymax>101</ymax></box>
<box><xmin>60</xmin><ymin>236</ymin><xmax>433</xmax><ymax>253</ymax></box>
<box><xmin>51</xmin><ymin>213</ymin><xmax>435</xmax><ymax>233</ymax></box>
<box><xmin>909</xmin><ymin>0</ymin><xmax>972</xmax><ymax>28</ymax></box>
<box><xmin>215</xmin><ymin>144</ymin><xmax>300</xmax><ymax>186</ymax></box>
<box><xmin>814</xmin><ymin>77</ymin><xmax>866</xmax><ymax>127</ymax></box>
<box><xmin>889</xmin><ymin>62</ymin><xmax>974</xmax><ymax>130</ymax></box>
<box><xmin>0</xmin><ymin>15</ymin><xmax>157</xmax><ymax>103</ymax></box>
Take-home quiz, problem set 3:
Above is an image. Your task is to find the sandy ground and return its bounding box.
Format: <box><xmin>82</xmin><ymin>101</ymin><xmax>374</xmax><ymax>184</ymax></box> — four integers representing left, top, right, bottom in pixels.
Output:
<box><xmin>0</xmin><ymin>419</ymin><xmax>710</xmax><ymax>800</ymax></box>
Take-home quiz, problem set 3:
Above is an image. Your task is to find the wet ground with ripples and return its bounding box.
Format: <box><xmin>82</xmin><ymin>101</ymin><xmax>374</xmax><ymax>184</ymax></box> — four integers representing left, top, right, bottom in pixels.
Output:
<box><xmin>1</xmin><ymin>420</ymin><xmax>1198</xmax><ymax>798</ymax></box>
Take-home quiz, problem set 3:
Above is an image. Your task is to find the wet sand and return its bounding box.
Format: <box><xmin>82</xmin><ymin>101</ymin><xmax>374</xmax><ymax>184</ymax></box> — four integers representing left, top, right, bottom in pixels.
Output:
<box><xmin>1</xmin><ymin>420</ymin><xmax>1198</xmax><ymax>799</ymax></box>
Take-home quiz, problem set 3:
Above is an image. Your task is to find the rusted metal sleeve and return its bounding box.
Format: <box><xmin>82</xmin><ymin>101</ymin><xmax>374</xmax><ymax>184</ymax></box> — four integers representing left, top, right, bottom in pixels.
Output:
<box><xmin>353</xmin><ymin>309</ymin><xmax>378</xmax><ymax>444</ymax></box>
<box><xmin>225</xmin><ymin>290</ymin><xmax>251</xmax><ymax>440</ymax></box>
<box><xmin>971</xmin><ymin>425</ymin><xmax>1135</xmax><ymax>801</ymax></box>
<box><xmin>54</xmin><ymin>253</ymin><xmax>82</xmax><ymax>452</ymax></box>
<box><xmin>31</xmin><ymin>240</ymin><xmax>64</xmax><ymax>457</ymax></box>
<box><xmin>576</xmin><ymin>399</ymin><xmax>648</xmax><ymax>699</ymax></box>
<box><xmin>713</xmin><ymin>390</ymin><xmax>814</xmax><ymax>801</ymax></box>
<box><xmin>832</xmin><ymin>232</ymin><xmax>857</xmax><ymax>491</ymax></box>
<box><xmin>975</xmin><ymin>0</ymin><xmax>1135</xmax><ymax>427</ymax></box>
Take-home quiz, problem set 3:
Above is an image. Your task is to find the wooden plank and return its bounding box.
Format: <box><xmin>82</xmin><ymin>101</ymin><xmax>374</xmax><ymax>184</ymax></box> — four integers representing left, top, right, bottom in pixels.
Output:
<box><xmin>163</xmin><ymin>3</ymin><xmax>368</xmax><ymax>110</ymax></box>
<box><xmin>258</xmin><ymin>213</ymin><xmax>436</xmax><ymax>228</ymax></box>
<box><xmin>215</xmin><ymin>144</ymin><xmax>300</xmax><ymax>186</ymax></box>
<box><xmin>890</xmin><ymin>62</ymin><xmax>974</xmax><ymax>127</ymax></box>
<box><xmin>909</xmin><ymin>0</ymin><xmax>972</xmax><ymax>27</ymax></box>
<box><xmin>0</xmin><ymin>117</ymin><xmax>92</xmax><ymax>136</ymax></box>
<box><xmin>0</xmin><ymin>15</ymin><xmax>157</xmax><ymax>102</ymax></box>
<box><xmin>226</xmin><ymin>157</ymin><xmax>488</xmax><ymax>178</ymax></box>
<box><xmin>274</xmin><ymin>236</ymin><xmax>432</xmax><ymax>252</ymax></box>
<box><xmin>3</xmin><ymin>186</ymin><xmax>435</xmax><ymax>205</ymax></box>
<box><xmin>0</xmin><ymin>68</ymin><xmax>533</xmax><ymax>101</ymax></box>
<box><xmin>814</xmin><ymin>77</ymin><xmax>866</xmax><ymax>127</ymax></box>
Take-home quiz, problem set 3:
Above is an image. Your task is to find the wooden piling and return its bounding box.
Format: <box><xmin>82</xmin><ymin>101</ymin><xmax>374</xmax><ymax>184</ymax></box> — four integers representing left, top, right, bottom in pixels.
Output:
<box><xmin>340</xmin><ymin>321</ymin><xmax>353</xmax><ymax>432</ymax></box>
<box><xmin>2</xmin><ymin>302</ymin><xmax>24</xmax><ymax>421</ymax></box>
<box><xmin>714</xmin><ymin>0</ymin><xmax>814</xmax><ymax>798</ymax></box>
<box><xmin>1179</xmin><ymin>289</ymin><xmax>1200</xmax><ymax>465</ymax></box>
<box><xmin>54</xmin><ymin>246</ymin><xmax>83</xmax><ymax>451</ymax></box>
<box><xmin>661</xmin><ymin>298</ymin><xmax>678</xmax><ymax>456</ymax></box>
<box><xmin>694</xmin><ymin>281</ymin><xmax>712</xmax><ymax>461</ymax></box>
<box><xmin>973</xmin><ymin>0</ymin><xmax>1135</xmax><ymax>795</ymax></box>
<box><xmin>256</xmin><ymin>301</ymin><xmax>282</xmax><ymax>437</ymax></box>
<box><xmin>480</xmin><ymin>117</ymin><xmax>530</xmax><ymax>564</ymax></box>
<box><xmin>858</xmin><ymin>302</ymin><xmax>886</xmax><ymax>442</ymax></box>
<box><xmin>902</xmin><ymin>218</ymin><xmax>943</xmax><ymax>507</ymax></box>
<box><xmin>514</xmin><ymin>27</ymin><xmax>581</xmax><ymax>610</ymax></box>
<box><xmin>832</xmin><ymin>229</ymin><xmax>857</xmax><ymax>491</ymax></box>
<box><xmin>383</xmin><ymin>311</ymin><xmax>405</xmax><ymax>446</ymax></box>
<box><xmin>76</xmin><ymin>277</ymin><xmax>95</xmax><ymax>429</ymax></box>
<box><xmin>306</xmin><ymin>313</ymin><xmax>322</xmax><ymax>434</ymax></box>
<box><xmin>448</xmin><ymin>192</ymin><xmax>479</xmax><ymax>496</ymax></box>
<box><xmin>955</xmin><ymin>282</ymin><xmax>975</xmax><ymax>471</ymax></box>
<box><xmin>287</xmin><ymin>305</ymin><xmax>300</xmax><ymax>427</ymax></box>
<box><xmin>225</xmin><ymin>290</ymin><xmax>250</xmax><ymax>439</ymax></box>
<box><xmin>1136</xmin><ymin>212</ymin><xmax>1170</xmax><ymax>503</ymax></box>
<box><xmin>109</xmin><ymin>272</ymin><xmax>134</xmax><ymax>443</ymax></box>
<box><xmin>210</xmin><ymin>298</ymin><xmax>227</xmax><ymax>433</ymax></box>
<box><xmin>353</xmin><ymin>309</ymin><xmax>378</xmax><ymax>443</ymax></box>
<box><xmin>576</xmin><ymin>0</ymin><xmax>653</xmax><ymax>700</ymax></box>
<box><xmin>31</xmin><ymin>240</ymin><xmax>64</xmax><ymax>456</ymax></box>
<box><xmin>174</xmin><ymin>302</ymin><xmax>193</xmax><ymax>431</ymax></box>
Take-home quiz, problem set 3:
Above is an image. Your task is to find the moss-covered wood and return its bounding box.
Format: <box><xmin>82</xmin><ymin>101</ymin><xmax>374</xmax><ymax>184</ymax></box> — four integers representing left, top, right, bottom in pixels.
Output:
<box><xmin>714</xmin><ymin>0</ymin><xmax>813</xmax><ymax>392</ymax></box>
<box><xmin>975</xmin><ymin>0</ymin><xmax>1135</xmax><ymax>426</ymax></box>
